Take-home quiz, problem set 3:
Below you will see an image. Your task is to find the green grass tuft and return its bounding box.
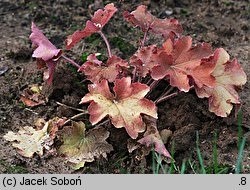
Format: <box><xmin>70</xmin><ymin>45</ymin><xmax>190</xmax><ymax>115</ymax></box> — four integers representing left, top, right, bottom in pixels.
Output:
<box><xmin>151</xmin><ymin>110</ymin><xmax>247</xmax><ymax>174</ymax></box>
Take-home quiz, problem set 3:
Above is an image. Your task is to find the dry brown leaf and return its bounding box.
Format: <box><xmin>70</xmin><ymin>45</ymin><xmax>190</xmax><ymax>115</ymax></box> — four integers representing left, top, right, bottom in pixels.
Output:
<box><xmin>20</xmin><ymin>84</ymin><xmax>47</xmax><ymax>107</ymax></box>
<box><xmin>4</xmin><ymin>117</ymin><xmax>63</xmax><ymax>157</ymax></box>
<box><xmin>59</xmin><ymin>121</ymin><xmax>113</xmax><ymax>170</ymax></box>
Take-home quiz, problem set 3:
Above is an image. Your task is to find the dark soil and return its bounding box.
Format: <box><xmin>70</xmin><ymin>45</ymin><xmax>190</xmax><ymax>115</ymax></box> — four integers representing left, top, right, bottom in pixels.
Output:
<box><xmin>0</xmin><ymin>0</ymin><xmax>249</xmax><ymax>174</ymax></box>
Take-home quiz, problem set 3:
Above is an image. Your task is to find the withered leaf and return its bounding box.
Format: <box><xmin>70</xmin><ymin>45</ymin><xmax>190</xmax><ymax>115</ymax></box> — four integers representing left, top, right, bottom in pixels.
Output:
<box><xmin>59</xmin><ymin>121</ymin><xmax>113</xmax><ymax>170</ymax></box>
<box><xmin>4</xmin><ymin>117</ymin><xmax>64</xmax><ymax>157</ymax></box>
<box><xmin>20</xmin><ymin>84</ymin><xmax>47</xmax><ymax>107</ymax></box>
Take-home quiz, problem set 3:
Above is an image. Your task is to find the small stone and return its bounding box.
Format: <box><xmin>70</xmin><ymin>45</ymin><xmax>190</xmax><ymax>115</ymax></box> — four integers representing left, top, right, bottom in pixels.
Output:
<box><xmin>165</xmin><ymin>9</ymin><xmax>173</xmax><ymax>16</ymax></box>
<box><xmin>0</xmin><ymin>65</ymin><xmax>8</xmax><ymax>76</ymax></box>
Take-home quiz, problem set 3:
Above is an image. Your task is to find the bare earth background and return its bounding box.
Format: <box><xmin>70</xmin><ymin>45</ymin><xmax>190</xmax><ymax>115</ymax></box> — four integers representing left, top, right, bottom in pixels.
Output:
<box><xmin>0</xmin><ymin>0</ymin><xmax>249</xmax><ymax>173</ymax></box>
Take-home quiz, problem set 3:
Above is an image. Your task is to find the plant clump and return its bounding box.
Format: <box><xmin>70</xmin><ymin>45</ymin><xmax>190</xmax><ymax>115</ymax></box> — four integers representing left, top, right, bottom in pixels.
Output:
<box><xmin>4</xmin><ymin>3</ymin><xmax>247</xmax><ymax>169</ymax></box>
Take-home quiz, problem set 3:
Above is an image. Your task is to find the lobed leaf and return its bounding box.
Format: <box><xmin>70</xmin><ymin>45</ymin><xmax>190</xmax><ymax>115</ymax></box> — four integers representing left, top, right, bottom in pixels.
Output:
<box><xmin>123</xmin><ymin>5</ymin><xmax>183</xmax><ymax>38</ymax></box>
<box><xmin>80</xmin><ymin>77</ymin><xmax>157</xmax><ymax>139</ymax></box>
<box><xmin>66</xmin><ymin>3</ymin><xmax>117</xmax><ymax>49</ymax></box>
<box><xmin>138</xmin><ymin>116</ymin><xmax>171</xmax><ymax>158</ymax></box>
<box><xmin>59</xmin><ymin>121</ymin><xmax>113</xmax><ymax>170</ymax></box>
<box><xmin>79</xmin><ymin>54</ymin><xmax>128</xmax><ymax>83</ymax></box>
<box><xmin>30</xmin><ymin>22</ymin><xmax>62</xmax><ymax>61</ymax></box>
<box><xmin>130</xmin><ymin>45</ymin><xmax>162</xmax><ymax>77</ymax></box>
<box><xmin>30</xmin><ymin>23</ymin><xmax>62</xmax><ymax>84</ymax></box>
<box><xmin>151</xmin><ymin>36</ymin><xmax>215</xmax><ymax>92</ymax></box>
<box><xmin>4</xmin><ymin>118</ymin><xmax>64</xmax><ymax>157</ymax></box>
<box><xmin>20</xmin><ymin>84</ymin><xmax>47</xmax><ymax>107</ymax></box>
<box><xmin>195</xmin><ymin>48</ymin><xmax>247</xmax><ymax>117</ymax></box>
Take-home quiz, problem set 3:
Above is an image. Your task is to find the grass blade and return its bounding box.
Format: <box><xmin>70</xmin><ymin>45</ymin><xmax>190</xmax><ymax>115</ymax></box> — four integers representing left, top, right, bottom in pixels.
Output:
<box><xmin>238</xmin><ymin>110</ymin><xmax>243</xmax><ymax>150</ymax></box>
<box><xmin>235</xmin><ymin>135</ymin><xmax>247</xmax><ymax>174</ymax></box>
<box><xmin>152</xmin><ymin>148</ymin><xmax>156</xmax><ymax>174</ymax></box>
<box><xmin>168</xmin><ymin>141</ymin><xmax>175</xmax><ymax>174</ymax></box>
<box><xmin>188</xmin><ymin>159</ymin><xmax>196</xmax><ymax>174</ymax></box>
<box><xmin>180</xmin><ymin>159</ymin><xmax>186</xmax><ymax>174</ymax></box>
<box><xmin>196</xmin><ymin>131</ymin><xmax>206</xmax><ymax>174</ymax></box>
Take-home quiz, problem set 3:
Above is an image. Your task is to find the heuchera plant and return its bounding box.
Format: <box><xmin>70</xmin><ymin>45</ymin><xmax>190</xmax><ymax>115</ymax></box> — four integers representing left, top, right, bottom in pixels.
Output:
<box><xmin>5</xmin><ymin>3</ymin><xmax>247</xmax><ymax>167</ymax></box>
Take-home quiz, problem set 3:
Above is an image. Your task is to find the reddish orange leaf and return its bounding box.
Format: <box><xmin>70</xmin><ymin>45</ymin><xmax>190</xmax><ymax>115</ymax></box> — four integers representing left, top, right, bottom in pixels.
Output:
<box><xmin>124</xmin><ymin>5</ymin><xmax>182</xmax><ymax>38</ymax></box>
<box><xmin>66</xmin><ymin>3</ymin><xmax>117</xmax><ymax>49</ymax></box>
<box><xmin>79</xmin><ymin>54</ymin><xmax>128</xmax><ymax>83</ymax></box>
<box><xmin>138</xmin><ymin>116</ymin><xmax>171</xmax><ymax>158</ymax></box>
<box><xmin>91</xmin><ymin>3</ymin><xmax>117</xmax><ymax>27</ymax></box>
<box><xmin>195</xmin><ymin>48</ymin><xmax>247</xmax><ymax>117</ymax></box>
<box><xmin>20</xmin><ymin>96</ymin><xmax>42</xmax><ymax>107</ymax></box>
<box><xmin>20</xmin><ymin>84</ymin><xmax>47</xmax><ymax>107</ymax></box>
<box><xmin>130</xmin><ymin>45</ymin><xmax>162</xmax><ymax>77</ymax></box>
<box><xmin>151</xmin><ymin>36</ymin><xmax>214</xmax><ymax>92</ymax></box>
<box><xmin>80</xmin><ymin>77</ymin><xmax>157</xmax><ymax>139</ymax></box>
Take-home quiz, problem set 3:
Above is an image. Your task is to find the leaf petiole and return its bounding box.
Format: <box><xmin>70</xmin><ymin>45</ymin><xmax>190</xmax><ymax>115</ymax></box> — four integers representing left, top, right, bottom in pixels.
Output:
<box><xmin>61</xmin><ymin>55</ymin><xmax>81</xmax><ymax>69</ymax></box>
<box><xmin>98</xmin><ymin>31</ymin><xmax>112</xmax><ymax>57</ymax></box>
<box><xmin>141</xmin><ymin>28</ymin><xmax>149</xmax><ymax>47</ymax></box>
<box><xmin>145</xmin><ymin>80</ymin><xmax>159</xmax><ymax>97</ymax></box>
<box><xmin>155</xmin><ymin>91</ymin><xmax>179</xmax><ymax>104</ymax></box>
